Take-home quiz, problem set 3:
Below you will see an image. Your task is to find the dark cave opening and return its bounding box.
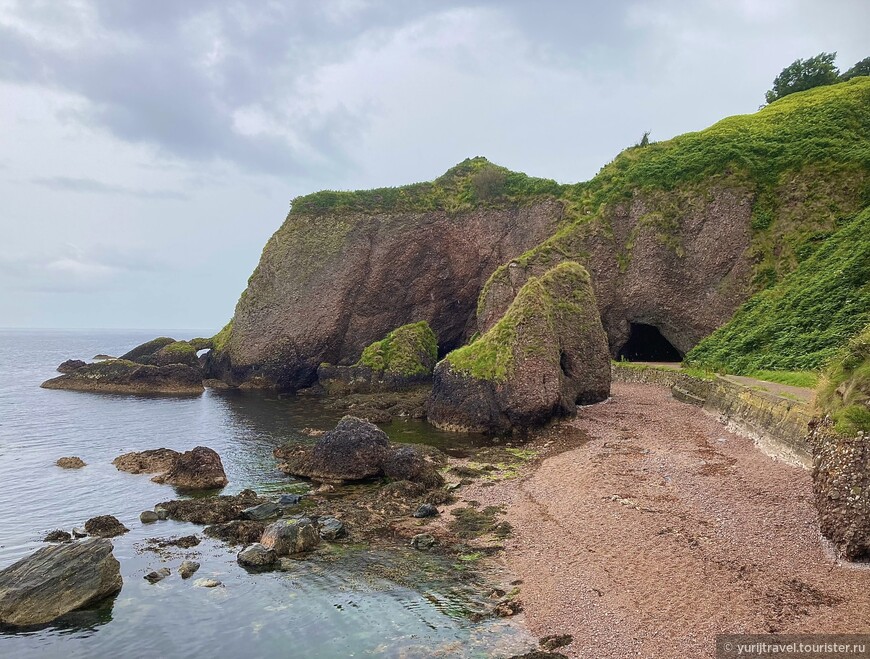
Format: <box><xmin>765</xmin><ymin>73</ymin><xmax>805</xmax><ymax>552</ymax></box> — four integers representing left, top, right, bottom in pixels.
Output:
<box><xmin>617</xmin><ymin>323</ymin><xmax>683</xmax><ymax>362</ymax></box>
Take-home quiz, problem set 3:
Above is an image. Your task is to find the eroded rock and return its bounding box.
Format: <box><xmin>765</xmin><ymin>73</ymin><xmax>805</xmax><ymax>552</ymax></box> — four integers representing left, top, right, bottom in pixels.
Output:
<box><xmin>157</xmin><ymin>490</ymin><xmax>264</xmax><ymax>525</ymax></box>
<box><xmin>152</xmin><ymin>446</ymin><xmax>228</xmax><ymax>490</ymax></box>
<box><xmin>113</xmin><ymin>449</ymin><xmax>180</xmax><ymax>475</ymax></box>
<box><xmin>41</xmin><ymin>360</ymin><xmax>203</xmax><ymax>395</ymax></box>
<box><xmin>427</xmin><ymin>262</ymin><xmax>611</xmax><ymax>434</ymax></box>
<box><xmin>0</xmin><ymin>538</ymin><xmax>122</xmax><ymax>626</ymax></box>
<box><xmin>237</xmin><ymin>543</ymin><xmax>277</xmax><ymax>567</ymax></box>
<box><xmin>179</xmin><ymin>561</ymin><xmax>200</xmax><ymax>579</ymax></box>
<box><xmin>260</xmin><ymin>518</ymin><xmax>320</xmax><ymax>555</ymax></box>
<box><xmin>84</xmin><ymin>515</ymin><xmax>129</xmax><ymax>538</ymax></box>
<box><xmin>57</xmin><ymin>359</ymin><xmax>86</xmax><ymax>374</ymax></box>
<box><xmin>56</xmin><ymin>456</ymin><xmax>85</xmax><ymax>469</ymax></box>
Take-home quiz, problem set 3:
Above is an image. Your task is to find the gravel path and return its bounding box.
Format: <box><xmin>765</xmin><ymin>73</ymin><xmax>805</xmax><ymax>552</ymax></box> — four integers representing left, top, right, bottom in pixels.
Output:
<box><xmin>465</xmin><ymin>382</ymin><xmax>870</xmax><ymax>658</ymax></box>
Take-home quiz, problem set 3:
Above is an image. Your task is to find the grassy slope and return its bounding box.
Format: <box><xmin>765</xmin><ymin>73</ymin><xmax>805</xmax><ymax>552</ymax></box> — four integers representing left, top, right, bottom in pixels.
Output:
<box><xmin>685</xmin><ymin>207</ymin><xmax>869</xmax><ymax>373</ymax></box>
<box><xmin>815</xmin><ymin>324</ymin><xmax>870</xmax><ymax>434</ymax></box>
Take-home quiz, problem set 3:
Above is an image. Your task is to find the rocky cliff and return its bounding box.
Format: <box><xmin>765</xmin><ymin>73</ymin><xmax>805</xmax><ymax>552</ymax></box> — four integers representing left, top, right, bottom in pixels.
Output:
<box><xmin>209</xmin><ymin>78</ymin><xmax>870</xmax><ymax>391</ymax></box>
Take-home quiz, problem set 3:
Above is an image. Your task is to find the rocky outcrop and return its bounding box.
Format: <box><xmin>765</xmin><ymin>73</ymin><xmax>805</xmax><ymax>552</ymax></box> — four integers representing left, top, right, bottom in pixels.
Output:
<box><xmin>275</xmin><ymin>416</ymin><xmax>443</xmax><ymax>487</ymax></box>
<box><xmin>57</xmin><ymin>359</ymin><xmax>86</xmax><ymax>373</ymax></box>
<box><xmin>157</xmin><ymin>489</ymin><xmax>264</xmax><ymax>525</ymax></box>
<box><xmin>260</xmin><ymin>518</ymin><xmax>320</xmax><ymax>555</ymax></box>
<box><xmin>41</xmin><ymin>359</ymin><xmax>203</xmax><ymax>395</ymax></box>
<box><xmin>113</xmin><ymin>448</ymin><xmax>181</xmax><ymax>475</ymax></box>
<box><xmin>84</xmin><ymin>515</ymin><xmax>129</xmax><ymax>538</ymax></box>
<box><xmin>151</xmin><ymin>446</ymin><xmax>228</xmax><ymax>490</ymax></box>
<box><xmin>427</xmin><ymin>262</ymin><xmax>611</xmax><ymax>434</ymax></box>
<box><xmin>120</xmin><ymin>337</ymin><xmax>177</xmax><ymax>363</ymax></box>
<box><xmin>318</xmin><ymin>321</ymin><xmax>438</xmax><ymax>394</ymax></box>
<box><xmin>56</xmin><ymin>456</ymin><xmax>85</xmax><ymax>469</ymax></box>
<box><xmin>809</xmin><ymin>418</ymin><xmax>870</xmax><ymax>560</ymax></box>
<box><xmin>206</xmin><ymin>180</ymin><xmax>562</xmax><ymax>391</ymax></box>
<box><xmin>0</xmin><ymin>538</ymin><xmax>122</xmax><ymax>626</ymax></box>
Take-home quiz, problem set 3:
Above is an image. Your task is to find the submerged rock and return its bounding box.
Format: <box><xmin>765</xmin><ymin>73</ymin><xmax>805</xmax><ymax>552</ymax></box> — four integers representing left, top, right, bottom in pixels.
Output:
<box><xmin>41</xmin><ymin>359</ymin><xmax>204</xmax><ymax>395</ymax></box>
<box><xmin>203</xmin><ymin>520</ymin><xmax>266</xmax><ymax>545</ymax></box>
<box><xmin>0</xmin><ymin>538</ymin><xmax>122</xmax><ymax>626</ymax></box>
<box><xmin>84</xmin><ymin>515</ymin><xmax>129</xmax><ymax>538</ymax></box>
<box><xmin>144</xmin><ymin>568</ymin><xmax>171</xmax><ymax>584</ymax></box>
<box><xmin>56</xmin><ymin>456</ymin><xmax>85</xmax><ymax>469</ymax></box>
<box><xmin>318</xmin><ymin>321</ymin><xmax>438</xmax><ymax>395</ymax></box>
<box><xmin>140</xmin><ymin>511</ymin><xmax>159</xmax><ymax>524</ymax></box>
<box><xmin>260</xmin><ymin>518</ymin><xmax>320</xmax><ymax>555</ymax></box>
<box><xmin>57</xmin><ymin>359</ymin><xmax>86</xmax><ymax>374</ymax></box>
<box><xmin>178</xmin><ymin>561</ymin><xmax>200</xmax><ymax>579</ymax></box>
<box><xmin>427</xmin><ymin>262</ymin><xmax>611</xmax><ymax>434</ymax></box>
<box><xmin>194</xmin><ymin>578</ymin><xmax>222</xmax><ymax>588</ymax></box>
<box><xmin>237</xmin><ymin>543</ymin><xmax>277</xmax><ymax>567</ymax></box>
<box><xmin>152</xmin><ymin>446</ymin><xmax>228</xmax><ymax>490</ymax></box>
<box><xmin>113</xmin><ymin>448</ymin><xmax>180</xmax><ymax>475</ymax></box>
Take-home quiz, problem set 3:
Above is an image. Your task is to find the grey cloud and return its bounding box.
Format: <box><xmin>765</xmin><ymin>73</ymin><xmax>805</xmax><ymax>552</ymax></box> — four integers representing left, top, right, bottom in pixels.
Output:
<box><xmin>32</xmin><ymin>176</ymin><xmax>189</xmax><ymax>200</ymax></box>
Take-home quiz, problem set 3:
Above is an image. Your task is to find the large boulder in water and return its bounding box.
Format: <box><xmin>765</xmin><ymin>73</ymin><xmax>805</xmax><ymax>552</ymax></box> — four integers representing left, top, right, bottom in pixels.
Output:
<box><xmin>112</xmin><ymin>448</ymin><xmax>181</xmax><ymax>474</ymax></box>
<box><xmin>57</xmin><ymin>359</ymin><xmax>86</xmax><ymax>374</ymax></box>
<box><xmin>317</xmin><ymin>321</ymin><xmax>438</xmax><ymax>394</ymax></box>
<box><xmin>275</xmin><ymin>416</ymin><xmax>443</xmax><ymax>487</ymax></box>
<box><xmin>40</xmin><ymin>359</ymin><xmax>203</xmax><ymax>395</ymax></box>
<box><xmin>427</xmin><ymin>262</ymin><xmax>611</xmax><ymax>434</ymax></box>
<box><xmin>84</xmin><ymin>515</ymin><xmax>129</xmax><ymax>538</ymax></box>
<box><xmin>0</xmin><ymin>538</ymin><xmax>122</xmax><ymax>626</ymax></box>
<box><xmin>260</xmin><ymin>518</ymin><xmax>320</xmax><ymax>555</ymax></box>
<box><xmin>152</xmin><ymin>446</ymin><xmax>228</xmax><ymax>490</ymax></box>
<box><xmin>276</xmin><ymin>416</ymin><xmax>391</xmax><ymax>482</ymax></box>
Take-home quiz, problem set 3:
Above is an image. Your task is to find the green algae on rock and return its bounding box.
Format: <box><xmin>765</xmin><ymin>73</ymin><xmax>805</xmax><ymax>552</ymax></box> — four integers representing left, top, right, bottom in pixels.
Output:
<box><xmin>427</xmin><ymin>262</ymin><xmax>610</xmax><ymax>434</ymax></box>
<box><xmin>318</xmin><ymin>322</ymin><xmax>438</xmax><ymax>394</ymax></box>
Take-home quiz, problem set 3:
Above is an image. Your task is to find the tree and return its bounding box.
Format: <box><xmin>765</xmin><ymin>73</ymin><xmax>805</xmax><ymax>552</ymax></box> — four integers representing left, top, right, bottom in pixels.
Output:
<box><xmin>765</xmin><ymin>52</ymin><xmax>839</xmax><ymax>104</ymax></box>
<box><xmin>840</xmin><ymin>56</ymin><xmax>870</xmax><ymax>82</ymax></box>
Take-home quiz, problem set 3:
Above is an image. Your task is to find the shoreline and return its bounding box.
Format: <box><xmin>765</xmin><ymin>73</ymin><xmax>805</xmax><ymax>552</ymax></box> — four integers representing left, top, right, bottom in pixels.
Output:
<box><xmin>454</xmin><ymin>381</ymin><xmax>870</xmax><ymax>659</ymax></box>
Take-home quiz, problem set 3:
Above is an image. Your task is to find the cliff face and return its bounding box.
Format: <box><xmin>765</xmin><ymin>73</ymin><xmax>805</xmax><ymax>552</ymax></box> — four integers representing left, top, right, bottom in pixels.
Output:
<box><xmin>210</xmin><ymin>78</ymin><xmax>870</xmax><ymax>391</ymax></box>
<box><xmin>211</xmin><ymin>199</ymin><xmax>562</xmax><ymax>390</ymax></box>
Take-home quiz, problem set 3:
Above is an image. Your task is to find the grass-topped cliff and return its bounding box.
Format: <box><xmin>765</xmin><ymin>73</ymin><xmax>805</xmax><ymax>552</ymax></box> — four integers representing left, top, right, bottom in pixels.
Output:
<box><xmin>212</xmin><ymin>77</ymin><xmax>870</xmax><ymax>394</ymax></box>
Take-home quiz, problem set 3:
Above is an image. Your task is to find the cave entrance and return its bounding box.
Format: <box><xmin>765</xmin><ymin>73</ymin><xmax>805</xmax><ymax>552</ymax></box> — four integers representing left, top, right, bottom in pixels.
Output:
<box><xmin>617</xmin><ymin>323</ymin><xmax>682</xmax><ymax>362</ymax></box>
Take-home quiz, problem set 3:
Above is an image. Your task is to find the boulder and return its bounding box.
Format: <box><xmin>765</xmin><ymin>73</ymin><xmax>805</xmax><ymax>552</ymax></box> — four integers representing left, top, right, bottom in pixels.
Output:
<box><xmin>277</xmin><ymin>493</ymin><xmax>303</xmax><ymax>506</ymax></box>
<box><xmin>194</xmin><ymin>578</ymin><xmax>222</xmax><ymax>588</ymax></box>
<box><xmin>179</xmin><ymin>561</ymin><xmax>200</xmax><ymax>579</ymax></box>
<box><xmin>144</xmin><ymin>568</ymin><xmax>171</xmax><ymax>584</ymax></box>
<box><xmin>237</xmin><ymin>543</ymin><xmax>277</xmax><ymax>567</ymax></box>
<box><xmin>41</xmin><ymin>359</ymin><xmax>203</xmax><ymax>395</ymax></box>
<box><xmin>317</xmin><ymin>517</ymin><xmax>346</xmax><ymax>541</ymax></box>
<box><xmin>260</xmin><ymin>518</ymin><xmax>320</xmax><ymax>555</ymax></box>
<box><xmin>275</xmin><ymin>416</ymin><xmax>391</xmax><ymax>483</ymax></box>
<box><xmin>113</xmin><ymin>448</ymin><xmax>181</xmax><ymax>474</ymax></box>
<box><xmin>410</xmin><ymin>533</ymin><xmax>436</xmax><ymax>550</ymax></box>
<box><xmin>43</xmin><ymin>530</ymin><xmax>72</xmax><ymax>543</ymax></box>
<box><xmin>382</xmin><ymin>447</ymin><xmax>444</xmax><ymax>489</ymax></box>
<box><xmin>413</xmin><ymin>503</ymin><xmax>438</xmax><ymax>518</ymax></box>
<box><xmin>203</xmin><ymin>520</ymin><xmax>266</xmax><ymax>545</ymax></box>
<box><xmin>318</xmin><ymin>322</ymin><xmax>438</xmax><ymax>395</ymax></box>
<box><xmin>140</xmin><ymin>511</ymin><xmax>159</xmax><ymax>524</ymax></box>
<box><xmin>84</xmin><ymin>515</ymin><xmax>129</xmax><ymax>538</ymax></box>
<box><xmin>809</xmin><ymin>418</ymin><xmax>870</xmax><ymax>560</ymax></box>
<box><xmin>240</xmin><ymin>502</ymin><xmax>281</xmax><ymax>520</ymax></box>
<box><xmin>0</xmin><ymin>538</ymin><xmax>122</xmax><ymax>626</ymax></box>
<box><xmin>427</xmin><ymin>262</ymin><xmax>611</xmax><ymax>434</ymax></box>
<box><xmin>56</xmin><ymin>456</ymin><xmax>85</xmax><ymax>469</ymax></box>
<box><xmin>57</xmin><ymin>359</ymin><xmax>86</xmax><ymax>374</ymax></box>
<box><xmin>152</xmin><ymin>446</ymin><xmax>228</xmax><ymax>490</ymax></box>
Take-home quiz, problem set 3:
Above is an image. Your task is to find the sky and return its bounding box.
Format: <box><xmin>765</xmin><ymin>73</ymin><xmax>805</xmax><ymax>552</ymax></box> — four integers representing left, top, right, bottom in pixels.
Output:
<box><xmin>0</xmin><ymin>0</ymin><xmax>867</xmax><ymax>331</ymax></box>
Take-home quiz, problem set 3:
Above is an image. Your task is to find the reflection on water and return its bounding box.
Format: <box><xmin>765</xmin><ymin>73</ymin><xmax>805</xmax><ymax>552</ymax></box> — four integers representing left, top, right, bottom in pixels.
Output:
<box><xmin>0</xmin><ymin>330</ymin><xmax>531</xmax><ymax>658</ymax></box>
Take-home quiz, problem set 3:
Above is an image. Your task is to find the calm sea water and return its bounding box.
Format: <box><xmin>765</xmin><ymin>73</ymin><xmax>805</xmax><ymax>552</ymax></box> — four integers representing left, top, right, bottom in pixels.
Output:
<box><xmin>0</xmin><ymin>329</ymin><xmax>531</xmax><ymax>658</ymax></box>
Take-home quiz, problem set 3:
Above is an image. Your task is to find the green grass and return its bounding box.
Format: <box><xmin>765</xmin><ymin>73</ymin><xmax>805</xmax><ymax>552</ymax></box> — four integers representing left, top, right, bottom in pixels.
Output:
<box><xmin>211</xmin><ymin>321</ymin><xmax>233</xmax><ymax>352</ymax></box>
<box><xmin>354</xmin><ymin>321</ymin><xmax>438</xmax><ymax>376</ymax></box>
<box><xmin>746</xmin><ymin>370</ymin><xmax>819</xmax><ymax>388</ymax></box>
<box><xmin>686</xmin><ymin>207</ymin><xmax>870</xmax><ymax>373</ymax></box>
<box><xmin>815</xmin><ymin>324</ymin><xmax>870</xmax><ymax>435</ymax></box>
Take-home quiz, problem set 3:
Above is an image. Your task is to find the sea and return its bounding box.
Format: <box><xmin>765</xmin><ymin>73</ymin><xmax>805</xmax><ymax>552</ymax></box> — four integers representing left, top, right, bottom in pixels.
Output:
<box><xmin>0</xmin><ymin>329</ymin><xmax>531</xmax><ymax>658</ymax></box>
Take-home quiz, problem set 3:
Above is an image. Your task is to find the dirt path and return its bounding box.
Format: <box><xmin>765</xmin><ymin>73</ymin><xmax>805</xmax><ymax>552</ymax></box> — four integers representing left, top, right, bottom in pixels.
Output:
<box><xmin>465</xmin><ymin>382</ymin><xmax>870</xmax><ymax>659</ymax></box>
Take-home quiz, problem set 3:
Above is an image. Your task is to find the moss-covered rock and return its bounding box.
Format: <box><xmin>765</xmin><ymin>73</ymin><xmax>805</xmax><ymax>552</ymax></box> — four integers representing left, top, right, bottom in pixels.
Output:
<box><xmin>120</xmin><ymin>337</ymin><xmax>176</xmax><ymax>364</ymax></box>
<box><xmin>40</xmin><ymin>359</ymin><xmax>203</xmax><ymax>395</ymax></box>
<box><xmin>317</xmin><ymin>322</ymin><xmax>437</xmax><ymax>394</ymax></box>
<box><xmin>152</xmin><ymin>341</ymin><xmax>199</xmax><ymax>367</ymax></box>
<box><xmin>427</xmin><ymin>262</ymin><xmax>611</xmax><ymax>434</ymax></box>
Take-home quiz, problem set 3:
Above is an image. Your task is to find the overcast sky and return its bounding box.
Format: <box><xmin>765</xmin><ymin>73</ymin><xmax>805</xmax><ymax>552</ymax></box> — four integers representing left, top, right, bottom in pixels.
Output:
<box><xmin>1</xmin><ymin>0</ymin><xmax>866</xmax><ymax>331</ymax></box>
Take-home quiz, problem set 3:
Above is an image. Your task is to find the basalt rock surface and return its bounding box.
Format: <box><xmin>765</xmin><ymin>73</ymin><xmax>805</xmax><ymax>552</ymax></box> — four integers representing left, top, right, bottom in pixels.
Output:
<box><xmin>41</xmin><ymin>360</ymin><xmax>203</xmax><ymax>395</ymax></box>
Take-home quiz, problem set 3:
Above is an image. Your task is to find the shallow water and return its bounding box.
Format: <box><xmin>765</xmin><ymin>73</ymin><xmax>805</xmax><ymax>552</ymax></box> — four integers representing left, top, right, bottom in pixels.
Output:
<box><xmin>0</xmin><ymin>329</ymin><xmax>530</xmax><ymax>658</ymax></box>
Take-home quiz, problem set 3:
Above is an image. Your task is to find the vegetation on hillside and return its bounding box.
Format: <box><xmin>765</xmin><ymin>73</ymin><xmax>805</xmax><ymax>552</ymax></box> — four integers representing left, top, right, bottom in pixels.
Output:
<box><xmin>685</xmin><ymin>207</ymin><xmax>870</xmax><ymax>374</ymax></box>
<box><xmin>764</xmin><ymin>52</ymin><xmax>869</xmax><ymax>104</ymax></box>
<box><xmin>815</xmin><ymin>324</ymin><xmax>870</xmax><ymax>435</ymax></box>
